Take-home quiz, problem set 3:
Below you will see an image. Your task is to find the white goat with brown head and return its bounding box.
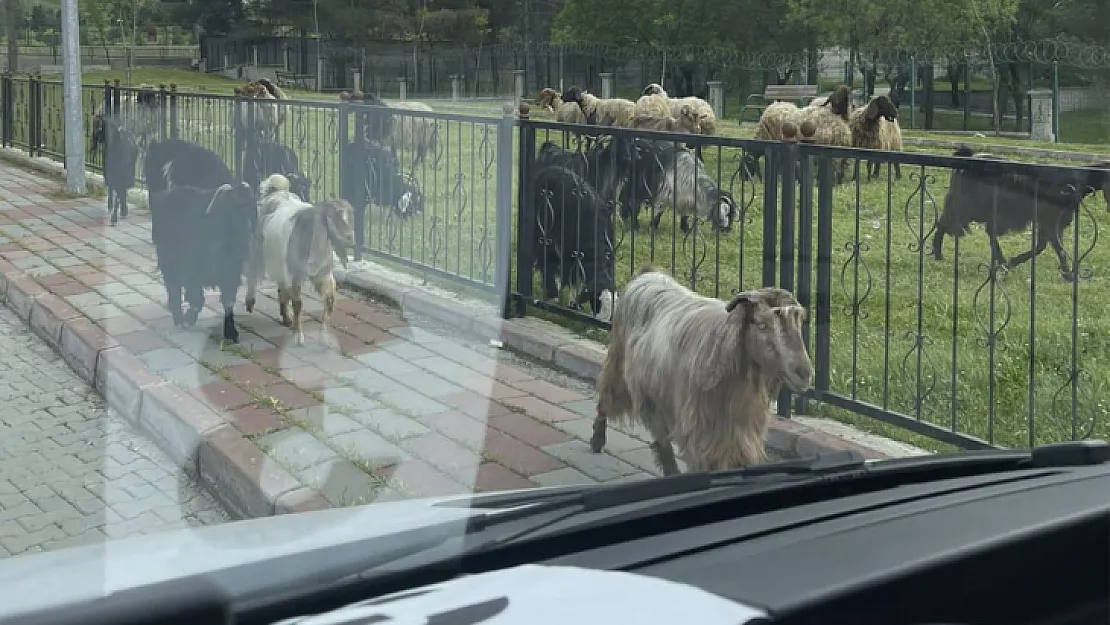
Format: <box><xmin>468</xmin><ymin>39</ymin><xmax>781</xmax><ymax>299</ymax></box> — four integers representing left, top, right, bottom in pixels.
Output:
<box><xmin>249</xmin><ymin>174</ymin><xmax>355</xmax><ymax>346</ymax></box>
<box><xmin>592</xmin><ymin>266</ymin><xmax>812</xmax><ymax>476</ymax></box>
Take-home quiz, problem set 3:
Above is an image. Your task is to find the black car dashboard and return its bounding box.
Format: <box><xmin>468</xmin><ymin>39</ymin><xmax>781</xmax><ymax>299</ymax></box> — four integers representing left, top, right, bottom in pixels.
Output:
<box><xmin>10</xmin><ymin>448</ymin><xmax>1110</xmax><ymax>625</ymax></box>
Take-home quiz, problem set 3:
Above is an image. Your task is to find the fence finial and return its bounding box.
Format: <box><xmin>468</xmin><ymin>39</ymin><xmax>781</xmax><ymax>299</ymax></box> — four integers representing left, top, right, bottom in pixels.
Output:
<box><xmin>781</xmin><ymin>121</ymin><xmax>798</xmax><ymax>142</ymax></box>
<box><xmin>799</xmin><ymin>120</ymin><xmax>817</xmax><ymax>143</ymax></box>
<box><xmin>170</xmin><ymin>83</ymin><xmax>177</xmax><ymax>92</ymax></box>
<box><xmin>517</xmin><ymin>102</ymin><xmax>530</xmax><ymax>119</ymax></box>
<box><xmin>339</xmin><ymin>91</ymin><xmax>350</xmax><ymax>102</ymax></box>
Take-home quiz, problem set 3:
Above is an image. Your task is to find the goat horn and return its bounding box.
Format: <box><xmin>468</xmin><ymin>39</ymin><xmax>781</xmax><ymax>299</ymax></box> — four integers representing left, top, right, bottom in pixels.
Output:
<box><xmin>205</xmin><ymin>183</ymin><xmax>234</xmax><ymax>215</ymax></box>
<box><xmin>725</xmin><ymin>292</ymin><xmax>752</xmax><ymax>313</ymax></box>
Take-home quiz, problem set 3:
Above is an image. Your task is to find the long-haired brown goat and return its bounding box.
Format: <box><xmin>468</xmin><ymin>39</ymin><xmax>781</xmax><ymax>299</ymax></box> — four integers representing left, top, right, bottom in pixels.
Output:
<box><xmin>592</xmin><ymin>267</ymin><xmax>813</xmax><ymax>476</ymax></box>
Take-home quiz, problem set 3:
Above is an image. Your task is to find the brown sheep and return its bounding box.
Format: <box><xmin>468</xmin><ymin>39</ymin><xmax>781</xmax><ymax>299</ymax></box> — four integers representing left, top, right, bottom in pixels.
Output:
<box><xmin>848</xmin><ymin>94</ymin><xmax>903</xmax><ymax>180</ymax></box>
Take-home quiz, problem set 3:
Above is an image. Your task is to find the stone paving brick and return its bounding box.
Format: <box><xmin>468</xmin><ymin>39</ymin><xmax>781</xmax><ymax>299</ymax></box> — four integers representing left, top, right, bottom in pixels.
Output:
<box><xmin>0</xmin><ymin>305</ymin><xmax>228</xmax><ymax>557</ymax></box>
<box><xmin>530</xmin><ymin>466</ymin><xmax>596</xmax><ymax>488</ymax></box>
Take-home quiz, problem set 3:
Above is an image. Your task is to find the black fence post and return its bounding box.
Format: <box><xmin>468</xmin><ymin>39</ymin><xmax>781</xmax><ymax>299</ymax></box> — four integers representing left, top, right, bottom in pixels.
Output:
<box><xmin>168</xmin><ymin>84</ymin><xmax>179</xmax><ymax>140</ymax></box>
<box><xmin>29</xmin><ymin>74</ymin><xmax>40</xmax><ymax>157</ymax></box>
<box><xmin>814</xmin><ymin>151</ymin><xmax>835</xmax><ymax>393</ymax></box>
<box><xmin>157</xmin><ymin>84</ymin><xmax>168</xmax><ymax>141</ymax></box>
<box><xmin>794</xmin><ymin>121</ymin><xmax>818</xmax><ymax>416</ymax></box>
<box><xmin>777</xmin><ymin>121</ymin><xmax>800</xmax><ymax>418</ymax></box>
<box><xmin>495</xmin><ymin>103</ymin><xmax>518</xmax><ymax>319</ymax></box>
<box><xmin>336</xmin><ymin>97</ymin><xmax>360</xmax><ymax>261</ymax></box>
<box><xmin>762</xmin><ymin>135</ymin><xmax>779</xmax><ymax>288</ymax></box>
<box><xmin>513</xmin><ymin>105</ymin><xmax>537</xmax><ymax>318</ymax></box>
<box><xmin>1</xmin><ymin>73</ymin><xmax>10</xmax><ymax>148</ymax></box>
<box><xmin>232</xmin><ymin>90</ymin><xmax>245</xmax><ymax>182</ymax></box>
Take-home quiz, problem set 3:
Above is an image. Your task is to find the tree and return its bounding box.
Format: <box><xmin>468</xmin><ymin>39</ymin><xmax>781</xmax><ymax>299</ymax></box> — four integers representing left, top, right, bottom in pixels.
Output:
<box><xmin>5</xmin><ymin>0</ymin><xmax>19</xmax><ymax>72</ymax></box>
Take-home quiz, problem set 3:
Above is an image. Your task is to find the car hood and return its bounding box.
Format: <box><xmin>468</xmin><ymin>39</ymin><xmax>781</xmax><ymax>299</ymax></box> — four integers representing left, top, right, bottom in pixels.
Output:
<box><xmin>0</xmin><ymin>486</ymin><xmax>572</xmax><ymax>618</ymax></box>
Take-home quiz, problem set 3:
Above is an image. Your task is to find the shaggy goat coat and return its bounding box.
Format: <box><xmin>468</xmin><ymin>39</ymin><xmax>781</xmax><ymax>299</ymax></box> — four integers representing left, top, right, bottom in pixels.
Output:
<box><xmin>848</xmin><ymin>95</ymin><xmax>904</xmax><ymax>179</ymax></box>
<box><xmin>593</xmin><ymin>268</ymin><xmax>812</xmax><ymax>475</ymax></box>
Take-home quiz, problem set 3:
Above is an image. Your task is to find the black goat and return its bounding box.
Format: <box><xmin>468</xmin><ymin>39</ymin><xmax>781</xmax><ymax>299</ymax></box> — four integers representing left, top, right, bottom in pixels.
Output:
<box><xmin>535</xmin><ymin>139</ymin><xmax>630</xmax><ymax>211</ymax></box>
<box><xmin>616</xmin><ymin>138</ymin><xmax>737</xmax><ymax>234</ymax></box>
<box><xmin>532</xmin><ymin>164</ymin><xmax>616</xmax><ymax>315</ymax></box>
<box><xmin>931</xmin><ymin>146</ymin><xmax>1110</xmax><ymax>280</ymax></box>
<box><xmin>149</xmin><ymin>182</ymin><xmax>256</xmax><ymax>343</ymax></box>
<box><xmin>144</xmin><ymin>139</ymin><xmax>236</xmax><ymax>242</ymax></box>
<box><xmin>98</xmin><ymin>116</ymin><xmax>140</xmax><ymax>226</ymax></box>
<box><xmin>242</xmin><ymin>138</ymin><xmax>312</xmax><ymax>202</ymax></box>
<box><xmin>342</xmin><ymin>138</ymin><xmax>425</xmax><ymax>218</ymax></box>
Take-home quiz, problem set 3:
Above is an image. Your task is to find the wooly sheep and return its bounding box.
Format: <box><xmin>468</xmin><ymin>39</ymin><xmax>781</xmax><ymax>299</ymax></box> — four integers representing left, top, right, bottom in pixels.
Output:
<box><xmin>98</xmin><ymin>115</ymin><xmax>140</xmax><ymax>226</ymax></box>
<box><xmin>931</xmin><ymin>146</ymin><xmax>1110</xmax><ymax>280</ymax></box>
<box><xmin>743</xmin><ymin>86</ymin><xmax>852</xmax><ymax>181</ymax></box>
<box><xmin>848</xmin><ymin>94</ymin><xmax>903</xmax><ymax>180</ymax></box>
<box><xmin>148</xmin><ymin>180</ymin><xmax>257</xmax><ymax>343</ymax></box>
<box><xmin>618</xmin><ymin>139</ymin><xmax>737</xmax><ymax>233</ymax></box>
<box><xmin>636</xmin><ymin>83</ymin><xmax>717</xmax><ymax>135</ymax></box>
<box><xmin>235</xmin><ymin>78</ymin><xmax>289</xmax><ymax>143</ymax></box>
<box><xmin>532</xmin><ymin>164</ymin><xmax>617</xmax><ymax>317</ymax></box>
<box><xmin>631</xmin><ymin>111</ymin><xmax>700</xmax><ymax>134</ymax></box>
<box><xmin>592</xmin><ymin>266</ymin><xmax>812</xmax><ymax>475</ymax></box>
<box><xmin>343</xmin><ymin>91</ymin><xmax>441</xmax><ymax>166</ymax></box>
<box><xmin>562</xmin><ymin>86</ymin><xmax>636</xmax><ymax>128</ymax></box>
<box><xmin>536</xmin><ymin>88</ymin><xmax>560</xmax><ymax>113</ymax></box>
<box><xmin>251</xmin><ymin>174</ymin><xmax>356</xmax><ymax>346</ymax></box>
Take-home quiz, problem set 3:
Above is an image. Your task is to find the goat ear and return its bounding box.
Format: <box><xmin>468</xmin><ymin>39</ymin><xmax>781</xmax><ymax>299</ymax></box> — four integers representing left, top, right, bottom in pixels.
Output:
<box><xmin>866</xmin><ymin>99</ymin><xmax>881</xmax><ymax>120</ymax></box>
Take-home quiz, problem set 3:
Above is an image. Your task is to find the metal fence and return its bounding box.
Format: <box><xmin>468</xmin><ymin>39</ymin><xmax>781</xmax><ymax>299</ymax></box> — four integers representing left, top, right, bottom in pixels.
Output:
<box><xmin>1</xmin><ymin>74</ymin><xmax>1107</xmax><ymax>453</ymax></box>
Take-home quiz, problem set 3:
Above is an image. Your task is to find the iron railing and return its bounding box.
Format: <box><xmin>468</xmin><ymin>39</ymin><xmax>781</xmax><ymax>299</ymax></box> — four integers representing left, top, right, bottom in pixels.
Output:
<box><xmin>2</xmin><ymin>73</ymin><xmax>1107</xmax><ymax>454</ymax></box>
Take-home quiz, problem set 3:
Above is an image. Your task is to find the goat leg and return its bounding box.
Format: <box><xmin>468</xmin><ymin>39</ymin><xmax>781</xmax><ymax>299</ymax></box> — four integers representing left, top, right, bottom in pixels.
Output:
<box><xmin>183</xmin><ymin>284</ymin><xmax>205</xmax><ymax>327</ymax></box>
<box><xmin>164</xmin><ymin>278</ymin><xmax>185</xmax><ymax>328</ymax></box>
<box><xmin>987</xmin><ymin>232</ymin><xmax>1010</xmax><ymax>271</ymax></box>
<box><xmin>1005</xmin><ymin>232</ymin><xmax>1050</xmax><ymax>274</ymax></box>
<box><xmin>277</xmin><ymin>287</ymin><xmax>292</xmax><ymax>327</ymax></box>
<box><xmin>120</xmin><ymin>191</ymin><xmax>128</xmax><ymax>219</ymax></box>
<box><xmin>650</xmin><ymin>439</ymin><xmax>682</xmax><ymax>476</ymax></box>
<box><xmin>290</xmin><ymin>285</ymin><xmax>305</xmax><ymax>347</ymax></box>
<box><xmin>589</xmin><ymin>406</ymin><xmax>608</xmax><ymax>453</ymax></box>
<box><xmin>893</xmin><ymin>161</ymin><xmax>903</xmax><ymax>180</ymax></box>
<box><xmin>220</xmin><ymin>285</ymin><xmax>239</xmax><ymax>344</ymax></box>
<box><xmin>679</xmin><ymin>215</ymin><xmax>691</xmax><ymax>234</ymax></box>
<box><xmin>317</xmin><ymin>276</ymin><xmax>336</xmax><ymax>347</ymax></box>
<box><xmin>1046</xmin><ymin>231</ymin><xmax>1075</xmax><ymax>281</ymax></box>
<box><xmin>931</xmin><ymin>229</ymin><xmax>947</xmax><ymax>261</ymax></box>
<box><xmin>108</xmin><ymin>189</ymin><xmax>119</xmax><ymax>226</ymax></box>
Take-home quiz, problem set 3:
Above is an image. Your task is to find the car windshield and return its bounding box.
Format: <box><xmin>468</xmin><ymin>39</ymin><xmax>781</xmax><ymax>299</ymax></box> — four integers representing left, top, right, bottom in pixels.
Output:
<box><xmin>0</xmin><ymin>0</ymin><xmax>1108</xmax><ymax>615</ymax></box>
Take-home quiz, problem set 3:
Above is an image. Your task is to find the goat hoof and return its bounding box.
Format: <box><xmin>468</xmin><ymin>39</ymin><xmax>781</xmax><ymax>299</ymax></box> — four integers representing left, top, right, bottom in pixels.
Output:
<box><xmin>294</xmin><ymin>333</ymin><xmax>305</xmax><ymax>347</ymax></box>
<box><xmin>589</xmin><ymin>436</ymin><xmax>605</xmax><ymax>453</ymax></box>
<box><xmin>245</xmin><ymin>299</ymin><xmax>255</xmax><ymax>313</ymax></box>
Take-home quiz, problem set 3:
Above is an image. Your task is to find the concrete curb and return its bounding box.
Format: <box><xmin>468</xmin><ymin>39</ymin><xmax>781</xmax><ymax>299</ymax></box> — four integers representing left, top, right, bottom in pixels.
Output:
<box><xmin>0</xmin><ymin>258</ymin><xmax>330</xmax><ymax>519</ymax></box>
<box><xmin>339</xmin><ymin>265</ymin><xmax>928</xmax><ymax>461</ymax></box>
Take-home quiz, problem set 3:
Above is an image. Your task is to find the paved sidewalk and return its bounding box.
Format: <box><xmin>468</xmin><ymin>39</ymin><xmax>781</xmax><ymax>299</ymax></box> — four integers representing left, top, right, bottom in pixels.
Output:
<box><xmin>0</xmin><ymin>305</ymin><xmax>228</xmax><ymax>558</ymax></box>
<box><xmin>0</xmin><ymin>163</ymin><xmax>664</xmax><ymax>509</ymax></box>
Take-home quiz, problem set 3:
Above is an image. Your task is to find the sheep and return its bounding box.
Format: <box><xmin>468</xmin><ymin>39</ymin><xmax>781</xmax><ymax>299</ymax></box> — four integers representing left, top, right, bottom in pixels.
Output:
<box><xmin>631</xmin><ymin>112</ymin><xmax>700</xmax><ymax>135</ymax></box>
<box><xmin>98</xmin><ymin>115</ymin><xmax>140</xmax><ymax>226</ymax></box>
<box><xmin>591</xmin><ymin>266</ymin><xmax>812</xmax><ymax>475</ymax></box>
<box><xmin>561</xmin><ymin>86</ymin><xmax>636</xmax><ymax>128</ymax></box>
<box><xmin>342</xmin><ymin>137</ymin><xmax>426</xmax><ymax>219</ymax></box>
<box><xmin>743</xmin><ymin>86</ymin><xmax>853</xmax><ymax>182</ymax></box>
<box><xmin>235</xmin><ymin>78</ymin><xmax>289</xmax><ymax>143</ymax></box>
<box><xmin>931</xmin><ymin>146</ymin><xmax>1110</xmax><ymax>280</ymax></box>
<box><xmin>251</xmin><ymin>174</ymin><xmax>356</xmax><ymax>346</ymax></box>
<box><xmin>535</xmin><ymin>88</ymin><xmax>560</xmax><ymax>114</ymax></box>
<box><xmin>342</xmin><ymin>91</ymin><xmax>440</xmax><ymax>167</ymax></box>
<box><xmin>617</xmin><ymin>139</ymin><xmax>737</xmax><ymax>234</ymax></box>
<box><xmin>241</xmin><ymin>137</ymin><xmax>312</xmax><ymax>202</ymax></box>
<box><xmin>638</xmin><ymin>83</ymin><xmax>717</xmax><ymax>135</ymax></box>
<box><xmin>147</xmin><ymin>180</ymin><xmax>257</xmax><ymax>344</ymax></box>
<box><xmin>847</xmin><ymin>94</ymin><xmax>903</xmax><ymax>180</ymax></box>
<box><xmin>532</xmin><ymin>164</ymin><xmax>617</xmax><ymax>317</ymax></box>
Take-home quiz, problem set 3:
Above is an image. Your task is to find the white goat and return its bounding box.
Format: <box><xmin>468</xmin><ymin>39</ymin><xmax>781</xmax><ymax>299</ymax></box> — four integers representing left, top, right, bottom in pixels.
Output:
<box><xmin>592</xmin><ymin>267</ymin><xmax>812</xmax><ymax>475</ymax></box>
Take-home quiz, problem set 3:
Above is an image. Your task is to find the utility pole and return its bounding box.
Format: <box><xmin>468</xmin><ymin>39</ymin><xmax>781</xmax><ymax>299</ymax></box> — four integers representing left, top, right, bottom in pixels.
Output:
<box><xmin>60</xmin><ymin>0</ymin><xmax>86</xmax><ymax>194</ymax></box>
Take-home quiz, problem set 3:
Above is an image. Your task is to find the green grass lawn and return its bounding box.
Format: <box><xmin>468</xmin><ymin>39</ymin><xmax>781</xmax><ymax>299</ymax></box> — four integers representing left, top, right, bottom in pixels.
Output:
<box><xmin>7</xmin><ymin>69</ymin><xmax>1110</xmax><ymax>454</ymax></box>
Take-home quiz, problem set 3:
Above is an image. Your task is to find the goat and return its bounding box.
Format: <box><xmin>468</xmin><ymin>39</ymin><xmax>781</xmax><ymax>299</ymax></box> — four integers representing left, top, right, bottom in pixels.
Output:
<box><xmin>91</xmin><ymin>84</ymin><xmax>162</xmax><ymax>152</ymax></box>
<box><xmin>535</xmin><ymin>139</ymin><xmax>630</xmax><ymax>211</ymax></box>
<box><xmin>618</xmin><ymin>139</ymin><xmax>738</xmax><ymax>234</ymax></box>
<box><xmin>148</xmin><ymin>181</ymin><xmax>256</xmax><ymax>343</ymax></box>
<box><xmin>931</xmin><ymin>147</ymin><xmax>1110</xmax><ymax>280</ymax></box>
<box><xmin>532</xmin><ymin>164</ymin><xmax>616</xmax><ymax>317</ymax></box>
<box><xmin>144</xmin><ymin>138</ymin><xmax>236</xmax><ymax>242</ymax></box>
<box><xmin>253</xmin><ymin>175</ymin><xmax>356</xmax><ymax>346</ymax></box>
<box><xmin>241</xmin><ymin>137</ymin><xmax>312</xmax><ymax>202</ymax></box>
<box><xmin>98</xmin><ymin>115</ymin><xmax>140</xmax><ymax>226</ymax></box>
<box><xmin>592</xmin><ymin>266</ymin><xmax>812</xmax><ymax>475</ymax></box>
<box><xmin>342</xmin><ymin>137</ymin><xmax>426</xmax><ymax>219</ymax></box>
<box><xmin>343</xmin><ymin>91</ymin><xmax>440</xmax><ymax>167</ymax></box>
<box><xmin>235</xmin><ymin>78</ymin><xmax>289</xmax><ymax>143</ymax></box>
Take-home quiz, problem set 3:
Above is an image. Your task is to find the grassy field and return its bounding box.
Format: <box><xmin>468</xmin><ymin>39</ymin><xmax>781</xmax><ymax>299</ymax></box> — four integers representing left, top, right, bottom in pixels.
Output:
<box><xmin>6</xmin><ymin>68</ymin><xmax>1110</xmax><ymax>454</ymax></box>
